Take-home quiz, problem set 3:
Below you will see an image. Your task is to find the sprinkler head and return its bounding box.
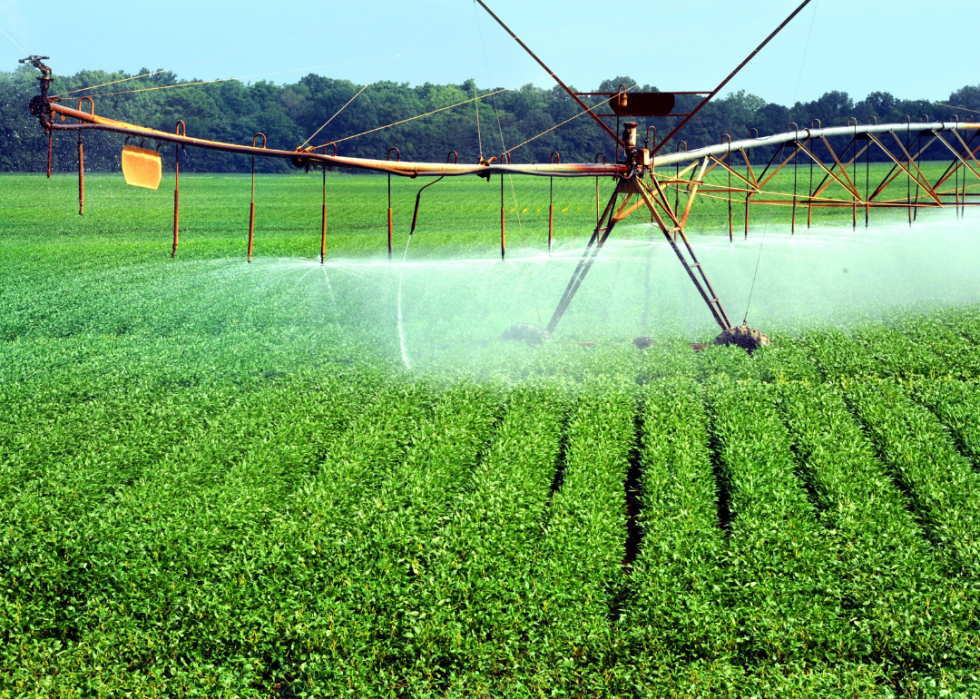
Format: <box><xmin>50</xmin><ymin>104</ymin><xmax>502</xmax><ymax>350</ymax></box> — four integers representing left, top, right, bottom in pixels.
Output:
<box><xmin>500</xmin><ymin>323</ymin><xmax>551</xmax><ymax>346</ymax></box>
<box><xmin>714</xmin><ymin>325</ymin><xmax>771</xmax><ymax>353</ymax></box>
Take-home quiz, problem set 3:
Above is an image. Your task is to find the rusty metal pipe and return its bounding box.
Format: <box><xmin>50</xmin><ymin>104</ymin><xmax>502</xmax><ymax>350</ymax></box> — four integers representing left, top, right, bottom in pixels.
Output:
<box><xmin>387</xmin><ymin>148</ymin><xmax>401</xmax><ymax>260</ymax></box>
<box><xmin>652</xmin><ymin>0</ymin><xmax>814</xmax><ymax>155</ymax></box>
<box><xmin>500</xmin><ymin>172</ymin><xmax>506</xmax><ymax>259</ymax></box>
<box><xmin>247</xmin><ymin>133</ymin><xmax>266</xmax><ymax>263</ymax></box>
<box><xmin>549</xmin><ymin>151</ymin><xmax>561</xmax><ymax>253</ymax></box>
<box><xmin>321</xmin><ymin>166</ymin><xmax>327</xmax><ymax>264</ymax></box>
<box><xmin>75</xmin><ymin>98</ymin><xmax>94</xmax><ymax>216</ymax></box>
<box><xmin>409</xmin><ymin>175</ymin><xmax>444</xmax><ymax>236</ymax></box>
<box><xmin>46</xmin><ymin>103</ymin><xmax>625</xmax><ymax>178</ymax></box>
<box><xmin>320</xmin><ymin>143</ymin><xmax>336</xmax><ymax>264</ymax></box>
<box><xmin>45</xmin><ymin>102</ymin><xmax>980</xmax><ymax>177</ymax></box>
<box><xmin>546</xmin><ymin>188</ymin><xmax>621</xmax><ymax>334</ymax></box>
<box><xmin>173</xmin><ymin>121</ymin><xmax>185</xmax><ymax>258</ymax></box>
<box><xmin>473</xmin><ymin>0</ymin><xmax>624</xmax><ymax>149</ymax></box>
<box><xmin>77</xmin><ymin>130</ymin><xmax>84</xmax><ymax>215</ymax></box>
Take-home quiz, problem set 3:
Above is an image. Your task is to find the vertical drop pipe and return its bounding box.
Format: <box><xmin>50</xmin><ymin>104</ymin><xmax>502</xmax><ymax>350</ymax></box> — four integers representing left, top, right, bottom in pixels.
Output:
<box><xmin>791</xmin><ymin>144</ymin><xmax>798</xmax><ymax>234</ymax></box>
<box><xmin>595</xmin><ymin>177</ymin><xmax>600</xmax><ymax>228</ymax></box>
<box><xmin>173</xmin><ymin>122</ymin><xmax>185</xmax><ymax>258</ymax></box>
<box><xmin>248</xmin><ymin>153</ymin><xmax>256</xmax><ymax>263</ymax></box>
<box><xmin>807</xmin><ymin>154</ymin><xmax>814</xmax><ymax>229</ymax></box>
<box><xmin>388</xmin><ymin>172</ymin><xmax>393</xmax><ymax>261</ymax></box>
<box><xmin>864</xmin><ymin>138</ymin><xmax>870</xmax><ymax>227</ymax></box>
<box><xmin>46</xmin><ymin>130</ymin><xmax>53</xmax><ymax>178</ymax></box>
<box><xmin>744</xmin><ymin>196</ymin><xmax>751</xmax><ymax>239</ymax></box>
<box><xmin>77</xmin><ymin>129</ymin><xmax>84</xmax><ymax>216</ymax></box>
<box><xmin>954</xmin><ymin>163</ymin><xmax>959</xmax><ymax>220</ymax></box>
<box><xmin>961</xmin><ymin>160</ymin><xmax>968</xmax><ymax>220</ymax></box>
<box><xmin>727</xmin><ymin>152</ymin><xmax>733</xmax><ymax>242</ymax></box>
<box><xmin>321</xmin><ymin>165</ymin><xmax>327</xmax><ymax>264</ymax></box>
<box><xmin>905</xmin><ymin>121</ymin><xmax>912</xmax><ymax>226</ymax></box>
<box><xmin>172</xmin><ymin>145</ymin><xmax>180</xmax><ymax>258</ymax></box>
<box><xmin>676</xmin><ymin>143</ymin><xmax>685</xmax><ymax>242</ymax></box>
<box><xmin>807</xmin><ymin>120</ymin><xmax>819</xmax><ymax>229</ymax></box>
<box><xmin>913</xmin><ymin>126</ymin><xmax>924</xmax><ymax>223</ymax></box>
<box><xmin>500</xmin><ymin>172</ymin><xmax>506</xmax><ymax>259</ymax></box>
<box><xmin>852</xmin><ymin>137</ymin><xmax>857</xmax><ymax>230</ymax></box>
<box><xmin>548</xmin><ymin>176</ymin><xmax>554</xmax><ymax>254</ymax></box>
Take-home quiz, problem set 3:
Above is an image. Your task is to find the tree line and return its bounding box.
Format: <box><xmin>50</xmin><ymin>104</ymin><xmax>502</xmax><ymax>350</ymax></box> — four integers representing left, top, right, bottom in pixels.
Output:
<box><xmin>1</xmin><ymin>64</ymin><xmax>977</xmax><ymax>173</ymax></box>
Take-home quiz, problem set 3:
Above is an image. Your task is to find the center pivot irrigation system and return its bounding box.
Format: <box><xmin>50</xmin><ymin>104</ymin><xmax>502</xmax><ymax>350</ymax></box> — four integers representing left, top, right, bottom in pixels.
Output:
<box><xmin>20</xmin><ymin>0</ymin><xmax>980</xmax><ymax>351</ymax></box>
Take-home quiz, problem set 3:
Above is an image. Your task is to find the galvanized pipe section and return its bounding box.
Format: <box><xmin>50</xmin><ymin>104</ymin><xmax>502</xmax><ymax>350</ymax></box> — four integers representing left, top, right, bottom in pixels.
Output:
<box><xmin>652</xmin><ymin>122</ymin><xmax>980</xmax><ymax>168</ymax></box>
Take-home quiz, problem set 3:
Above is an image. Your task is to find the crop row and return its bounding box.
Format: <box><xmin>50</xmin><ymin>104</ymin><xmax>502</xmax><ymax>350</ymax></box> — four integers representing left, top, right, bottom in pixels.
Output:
<box><xmin>371</xmin><ymin>386</ymin><xmax>567</xmax><ymax>695</ymax></box>
<box><xmin>521</xmin><ymin>381</ymin><xmax>636</xmax><ymax>695</ymax></box>
<box><xmin>1</xmin><ymin>373</ymin><xmax>424</xmax><ymax>694</ymax></box>
<box><xmin>910</xmin><ymin>377</ymin><xmax>980</xmax><ymax>467</ymax></box>
<box><xmin>776</xmin><ymin>382</ymin><xmax>978</xmax><ymax>669</ymax></box>
<box><xmin>798</xmin><ymin>312</ymin><xmax>980</xmax><ymax>384</ymax></box>
<box><xmin>298</xmin><ymin>383</ymin><xmax>503</xmax><ymax>692</ymax></box>
<box><xmin>844</xmin><ymin>379</ymin><xmax>980</xmax><ymax>581</ymax></box>
<box><xmin>624</xmin><ymin>378</ymin><xmax>728</xmax><ymax>686</ymax></box>
<box><xmin>707</xmin><ymin>378</ymin><xmax>851</xmax><ymax>664</ymax></box>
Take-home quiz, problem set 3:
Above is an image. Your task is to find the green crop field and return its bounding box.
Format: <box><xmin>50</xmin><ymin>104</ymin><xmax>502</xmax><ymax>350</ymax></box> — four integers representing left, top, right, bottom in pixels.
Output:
<box><xmin>2</xmin><ymin>170</ymin><xmax>980</xmax><ymax>698</ymax></box>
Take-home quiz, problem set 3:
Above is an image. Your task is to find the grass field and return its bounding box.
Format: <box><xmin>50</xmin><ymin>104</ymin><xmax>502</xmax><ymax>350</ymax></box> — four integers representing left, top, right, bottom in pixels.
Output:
<box><xmin>2</xmin><ymin>170</ymin><xmax>980</xmax><ymax>697</ymax></box>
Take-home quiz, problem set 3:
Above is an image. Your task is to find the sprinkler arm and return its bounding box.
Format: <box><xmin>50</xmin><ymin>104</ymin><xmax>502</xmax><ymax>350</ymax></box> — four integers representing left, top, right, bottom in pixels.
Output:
<box><xmin>40</xmin><ymin>102</ymin><xmax>626</xmax><ymax>179</ymax></box>
<box><xmin>651</xmin><ymin>0</ymin><xmax>813</xmax><ymax>155</ymax></box>
<box><xmin>473</xmin><ymin>0</ymin><xmax>625</xmax><ymax>150</ymax></box>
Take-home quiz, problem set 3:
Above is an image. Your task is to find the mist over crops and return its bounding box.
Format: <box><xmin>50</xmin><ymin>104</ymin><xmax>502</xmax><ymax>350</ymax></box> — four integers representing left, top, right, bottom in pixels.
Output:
<box><xmin>4</xmin><ymin>173</ymin><xmax>980</xmax><ymax>696</ymax></box>
<box><xmin>314</xmin><ymin>206</ymin><xmax>980</xmax><ymax>373</ymax></box>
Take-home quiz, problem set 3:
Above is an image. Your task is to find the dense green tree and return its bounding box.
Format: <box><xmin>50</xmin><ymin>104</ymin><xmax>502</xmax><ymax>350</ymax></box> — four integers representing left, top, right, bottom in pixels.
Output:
<box><xmin>0</xmin><ymin>63</ymin><xmax>974</xmax><ymax>172</ymax></box>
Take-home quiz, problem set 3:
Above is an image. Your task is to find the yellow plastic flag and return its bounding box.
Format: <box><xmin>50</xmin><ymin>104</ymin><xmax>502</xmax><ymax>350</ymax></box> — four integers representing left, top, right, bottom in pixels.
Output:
<box><xmin>121</xmin><ymin>145</ymin><xmax>162</xmax><ymax>190</ymax></box>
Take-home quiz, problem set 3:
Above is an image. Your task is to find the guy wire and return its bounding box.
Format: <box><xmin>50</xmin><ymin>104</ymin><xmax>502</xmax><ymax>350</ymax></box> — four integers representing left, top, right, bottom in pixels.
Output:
<box><xmin>55</xmin><ymin>70</ymin><xmax>168</xmax><ymax>97</ymax></box>
<box><xmin>744</xmin><ymin>0</ymin><xmax>818</xmax><ymax>325</ymax></box>
<box><xmin>502</xmin><ymin>88</ymin><xmax>634</xmax><ymax>157</ymax></box>
<box><xmin>55</xmin><ymin>0</ymin><xmax>438</xmax><ymax>97</ymax></box>
<box><xmin>0</xmin><ymin>24</ymin><xmax>27</xmax><ymax>54</ymax></box>
<box><xmin>474</xmin><ymin>2</ymin><xmax>523</xmax><ymax>240</ymax></box>
<box><xmin>314</xmin><ymin>89</ymin><xmax>506</xmax><ymax>148</ymax></box>
<box><xmin>299</xmin><ymin>0</ymin><xmax>459</xmax><ymax>150</ymax></box>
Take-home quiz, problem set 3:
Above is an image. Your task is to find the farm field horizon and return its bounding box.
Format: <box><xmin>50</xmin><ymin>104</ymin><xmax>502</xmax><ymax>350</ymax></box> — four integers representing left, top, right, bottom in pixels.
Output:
<box><xmin>2</xmin><ymin>171</ymin><xmax>980</xmax><ymax>697</ymax></box>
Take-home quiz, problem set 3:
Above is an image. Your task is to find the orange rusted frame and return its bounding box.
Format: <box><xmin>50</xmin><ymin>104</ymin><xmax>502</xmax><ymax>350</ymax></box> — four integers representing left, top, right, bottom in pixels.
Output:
<box><xmin>930</xmin><ymin>131</ymin><xmax>980</xmax><ymax>191</ymax></box>
<box><xmin>796</xmin><ymin>140</ymin><xmax>864</xmax><ymax>201</ymax></box>
<box><xmin>756</xmin><ymin>145</ymin><xmax>804</xmax><ymax>190</ymax></box>
<box><xmin>933</xmin><ymin>130</ymin><xmax>980</xmax><ymax>182</ymax></box>
<box><xmin>680</xmin><ymin>158</ymin><xmax>711</xmax><ymax>228</ymax></box>
<box><xmin>706</xmin><ymin>155</ymin><xmax>759</xmax><ymax>191</ymax></box>
<box><xmin>642</xmin><ymin>176</ymin><xmax>682</xmax><ymax>230</ymax></box>
<box><xmin>633</xmin><ymin>180</ymin><xmax>732</xmax><ymax>330</ymax></box>
<box><xmin>865</xmin><ymin>132</ymin><xmax>940</xmax><ymax>204</ymax></box>
<box><xmin>173</xmin><ymin>121</ymin><xmax>185</xmax><ymax>258</ymax></box>
<box><xmin>740</xmin><ymin>149</ymin><xmax>758</xmax><ymax>187</ymax></box>
<box><xmin>45</xmin><ymin>102</ymin><xmax>626</xmax><ymax>180</ymax></box>
<box><xmin>808</xmin><ymin>136</ymin><xmax>863</xmax><ymax>198</ymax></box>
<box><xmin>885</xmin><ymin>132</ymin><xmax>944</xmax><ymax>204</ymax></box>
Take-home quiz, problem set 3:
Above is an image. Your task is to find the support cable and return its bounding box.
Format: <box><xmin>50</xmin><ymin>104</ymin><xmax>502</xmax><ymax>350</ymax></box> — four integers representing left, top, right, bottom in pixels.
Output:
<box><xmin>299</xmin><ymin>0</ymin><xmax>458</xmax><ymax>149</ymax></box>
<box><xmin>474</xmin><ymin>85</ymin><xmax>484</xmax><ymax>161</ymax></box>
<box><xmin>0</xmin><ymin>24</ymin><xmax>27</xmax><ymax>53</ymax></box>
<box><xmin>935</xmin><ymin>102</ymin><xmax>980</xmax><ymax>117</ymax></box>
<box><xmin>744</xmin><ymin>0</ymin><xmax>817</xmax><ymax>325</ymax></box>
<box><xmin>54</xmin><ymin>0</ymin><xmax>439</xmax><ymax>97</ymax></box>
<box><xmin>502</xmin><ymin>89</ymin><xmax>634</xmax><ymax>157</ymax></box>
<box><xmin>314</xmin><ymin>89</ymin><xmax>505</xmax><ymax>148</ymax></box>
<box><xmin>474</xmin><ymin>4</ymin><xmax>524</xmax><ymax>241</ymax></box>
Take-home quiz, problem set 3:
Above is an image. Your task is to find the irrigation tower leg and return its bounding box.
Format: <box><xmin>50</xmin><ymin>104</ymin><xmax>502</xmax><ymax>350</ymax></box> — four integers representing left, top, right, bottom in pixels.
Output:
<box><xmin>545</xmin><ymin>173</ymin><xmax>734</xmax><ymax>336</ymax></box>
<box><xmin>545</xmin><ymin>187</ymin><xmax>621</xmax><ymax>333</ymax></box>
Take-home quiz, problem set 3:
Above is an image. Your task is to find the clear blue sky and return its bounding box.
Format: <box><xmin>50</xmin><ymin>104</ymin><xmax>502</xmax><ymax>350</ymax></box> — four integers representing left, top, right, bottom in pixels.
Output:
<box><xmin>1</xmin><ymin>0</ymin><xmax>975</xmax><ymax>107</ymax></box>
